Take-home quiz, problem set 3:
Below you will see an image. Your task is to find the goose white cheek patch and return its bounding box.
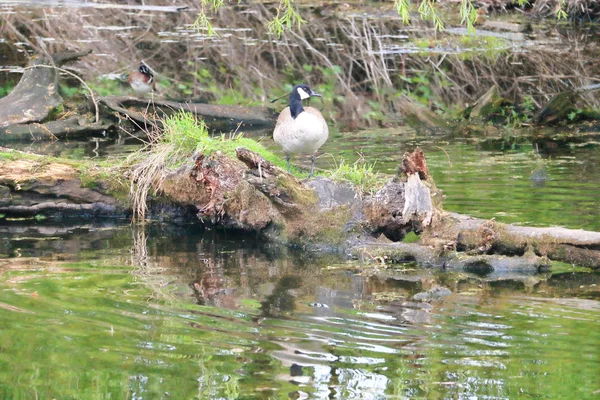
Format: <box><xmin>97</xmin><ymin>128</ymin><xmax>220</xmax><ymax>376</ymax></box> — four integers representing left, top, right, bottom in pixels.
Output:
<box><xmin>297</xmin><ymin>87</ymin><xmax>310</xmax><ymax>100</ymax></box>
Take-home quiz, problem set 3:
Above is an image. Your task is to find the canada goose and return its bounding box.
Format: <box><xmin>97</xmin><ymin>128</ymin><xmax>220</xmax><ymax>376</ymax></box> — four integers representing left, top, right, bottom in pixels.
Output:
<box><xmin>128</xmin><ymin>64</ymin><xmax>155</xmax><ymax>96</ymax></box>
<box><xmin>273</xmin><ymin>83</ymin><xmax>329</xmax><ymax>177</ymax></box>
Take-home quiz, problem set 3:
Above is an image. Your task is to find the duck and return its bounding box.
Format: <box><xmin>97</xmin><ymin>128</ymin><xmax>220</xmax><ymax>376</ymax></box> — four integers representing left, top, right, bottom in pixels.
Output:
<box><xmin>128</xmin><ymin>64</ymin><xmax>155</xmax><ymax>96</ymax></box>
<box><xmin>273</xmin><ymin>83</ymin><xmax>329</xmax><ymax>177</ymax></box>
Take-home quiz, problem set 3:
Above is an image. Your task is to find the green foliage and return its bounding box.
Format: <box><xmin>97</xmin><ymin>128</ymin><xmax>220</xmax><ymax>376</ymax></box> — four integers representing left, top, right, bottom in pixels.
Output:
<box><xmin>402</xmin><ymin>231</ymin><xmax>420</xmax><ymax>243</ymax></box>
<box><xmin>417</xmin><ymin>0</ymin><xmax>445</xmax><ymax>31</ymax></box>
<box><xmin>59</xmin><ymin>85</ymin><xmax>81</xmax><ymax>99</ymax></box>
<box><xmin>191</xmin><ymin>0</ymin><xmax>570</xmax><ymax>40</ymax></box>
<box><xmin>501</xmin><ymin>95</ymin><xmax>536</xmax><ymax>128</ymax></box>
<box><xmin>46</xmin><ymin>103</ymin><xmax>65</xmax><ymax>121</ymax></box>
<box><xmin>327</xmin><ymin>157</ymin><xmax>385</xmax><ymax>193</ymax></box>
<box><xmin>458</xmin><ymin>35</ymin><xmax>510</xmax><ymax>59</ymax></box>
<box><xmin>567</xmin><ymin>109</ymin><xmax>582</xmax><ymax>121</ymax></box>
<box><xmin>394</xmin><ymin>0</ymin><xmax>411</xmax><ymax>24</ymax></box>
<box><xmin>556</xmin><ymin>0</ymin><xmax>568</xmax><ymax>19</ymax></box>
<box><xmin>398</xmin><ymin>71</ymin><xmax>437</xmax><ymax>106</ymax></box>
<box><xmin>0</xmin><ymin>84</ymin><xmax>15</xmax><ymax>98</ymax></box>
<box><xmin>193</xmin><ymin>0</ymin><xmax>306</xmax><ymax>37</ymax></box>
<box><xmin>162</xmin><ymin>111</ymin><xmax>209</xmax><ymax>153</ymax></box>
<box><xmin>459</xmin><ymin>0</ymin><xmax>477</xmax><ymax>33</ymax></box>
<box><xmin>89</xmin><ymin>77</ymin><xmax>126</xmax><ymax>96</ymax></box>
<box><xmin>192</xmin><ymin>12</ymin><xmax>218</xmax><ymax>37</ymax></box>
<box><xmin>267</xmin><ymin>0</ymin><xmax>306</xmax><ymax>36</ymax></box>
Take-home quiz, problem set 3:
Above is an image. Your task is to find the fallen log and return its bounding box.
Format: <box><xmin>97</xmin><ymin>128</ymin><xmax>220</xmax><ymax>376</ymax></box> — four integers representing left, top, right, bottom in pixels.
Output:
<box><xmin>0</xmin><ymin>118</ymin><xmax>114</xmax><ymax>141</ymax></box>
<box><xmin>100</xmin><ymin>96</ymin><xmax>278</xmax><ymax>132</ymax></box>
<box><xmin>396</xmin><ymin>95</ymin><xmax>450</xmax><ymax>134</ymax></box>
<box><xmin>0</xmin><ymin>145</ymin><xmax>598</xmax><ymax>270</ymax></box>
<box><xmin>0</xmin><ymin>49</ymin><xmax>92</xmax><ymax>128</ymax></box>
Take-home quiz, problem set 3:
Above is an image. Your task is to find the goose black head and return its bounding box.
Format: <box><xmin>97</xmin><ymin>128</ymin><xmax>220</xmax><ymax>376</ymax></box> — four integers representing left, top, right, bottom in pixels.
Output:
<box><xmin>289</xmin><ymin>84</ymin><xmax>322</xmax><ymax>118</ymax></box>
<box><xmin>291</xmin><ymin>84</ymin><xmax>321</xmax><ymax>102</ymax></box>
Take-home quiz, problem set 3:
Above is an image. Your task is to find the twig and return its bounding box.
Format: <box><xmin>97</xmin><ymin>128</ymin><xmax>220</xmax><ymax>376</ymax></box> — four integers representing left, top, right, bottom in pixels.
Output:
<box><xmin>434</xmin><ymin>146</ymin><xmax>452</xmax><ymax>166</ymax></box>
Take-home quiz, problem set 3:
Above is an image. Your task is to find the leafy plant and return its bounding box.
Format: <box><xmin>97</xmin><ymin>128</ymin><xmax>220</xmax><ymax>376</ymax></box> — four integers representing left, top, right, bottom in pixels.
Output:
<box><xmin>567</xmin><ymin>109</ymin><xmax>582</xmax><ymax>121</ymax></box>
<box><xmin>192</xmin><ymin>0</ymin><xmax>569</xmax><ymax>37</ymax></box>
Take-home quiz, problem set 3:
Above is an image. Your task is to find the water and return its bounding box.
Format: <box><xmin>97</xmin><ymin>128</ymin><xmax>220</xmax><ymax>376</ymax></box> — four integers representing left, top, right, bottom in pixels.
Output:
<box><xmin>0</xmin><ymin>224</ymin><xmax>599</xmax><ymax>399</ymax></box>
<box><xmin>314</xmin><ymin>128</ymin><xmax>600</xmax><ymax>231</ymax></box>
<box><xmin>1</xmin><ymin>3</ymin><xmax>600</xmax><ymax>398</ymax></box>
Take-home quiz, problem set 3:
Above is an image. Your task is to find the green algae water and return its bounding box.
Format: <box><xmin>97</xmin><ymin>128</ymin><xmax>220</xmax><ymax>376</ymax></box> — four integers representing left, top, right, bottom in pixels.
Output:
<box><xmin>1</xmin><ymin>224</ymin><xmax>599</xmax><ymax>399</ymax></box>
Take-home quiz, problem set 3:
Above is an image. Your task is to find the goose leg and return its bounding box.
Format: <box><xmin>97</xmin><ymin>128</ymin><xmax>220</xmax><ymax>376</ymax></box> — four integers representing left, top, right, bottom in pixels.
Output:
<box><xmin>286</xmin><ymin>153</ymin><xmax>291</xmax><ymax>173</ymax></box>
<box><xmin>309</xmin><ymin>154</ymin><xmax>316</xmax><ymax>177</ymax></box>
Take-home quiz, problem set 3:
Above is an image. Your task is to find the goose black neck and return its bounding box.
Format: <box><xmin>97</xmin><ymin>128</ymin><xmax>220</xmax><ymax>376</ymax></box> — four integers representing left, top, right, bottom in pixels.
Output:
<box><xmin>289</xmin><ymin>91</ymin><xmax>304</xmax><ymax>119</ymax></box>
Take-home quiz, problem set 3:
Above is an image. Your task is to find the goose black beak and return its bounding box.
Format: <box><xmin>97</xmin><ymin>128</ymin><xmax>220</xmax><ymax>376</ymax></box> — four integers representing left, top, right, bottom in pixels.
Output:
<box><xmin>310</xmin><ymin>89</ymin><xmax>322</xmax><ymax>97</ymax></box>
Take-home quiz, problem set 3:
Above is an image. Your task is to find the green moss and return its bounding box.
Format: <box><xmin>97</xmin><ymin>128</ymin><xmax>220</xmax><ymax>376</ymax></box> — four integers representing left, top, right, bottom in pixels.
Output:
<box><xmin>313</xmin><ymin>206</ymin><xmax>354</xmax><ymax>244</ymax></box>
<box><xmin>46</xmin><ymin>103</ymin><xmax>65</xmax><ymax>121</ymax></box>
<box><xmin>88</xmin><ymin>77</ymin><xmax>127</xmax><ymax>97</ymax></box>
<box><xmin>550</xmin><ymin>261</ymin><xmax>594</xmax><ymax>274</ymax></box>
<box><xmin>159</xmin><ymin>110</ymin><xmax>300</xmax><ymax>173</ymax></box>
<box><xmin>402</xmin><ymin>232</ymin><xmax>420</xmax><ymax>243</ymax></box>
<box><xmin>0</xmin><ymin>83</ymin><xmax>15</xmax><ymax>98</ymax></box>
<box><xmin>0</xmin><ymin>152</ymin><xmax>18</xmax><ymax>161</ymax></box>
<box><xmin>0</xmin><ymin>149</ymin><xmax>130</xmax><ymax>204</ymax></box>
<box><xmin>78</xmin><ymin>165</ymin><xmax>130</xmax><ymax>204</ymax></box>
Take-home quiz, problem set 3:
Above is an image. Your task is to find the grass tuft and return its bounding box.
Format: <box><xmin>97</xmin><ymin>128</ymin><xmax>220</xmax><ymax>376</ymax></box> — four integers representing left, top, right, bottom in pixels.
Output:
<box><xmin>326</xmin><ymin>156</ymin><xmax>385</xmax><ymax>193</ymax></box>
<box><xmin>128</xmin><ymin>111</ymin><xmax>209</xmax><ymax>220</ymax></box>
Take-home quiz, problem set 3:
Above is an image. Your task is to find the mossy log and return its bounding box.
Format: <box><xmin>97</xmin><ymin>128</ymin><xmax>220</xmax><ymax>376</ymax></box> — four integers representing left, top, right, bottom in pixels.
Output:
<box><xmin>468</xmin><ymin>85</ymin><xmax>512</xmax><ymax>121</ymax></box>
<box><xmin>0</xmin><ymin>147</ymin><xmax>127</xmax><ymax>219</ymax></box>
<box><xmin>1</xmin><ymin>146</ymin><xmax>599</xmax><ymax>271</ymax></box>
<box><xmin>535</xmin><ymin>84</ymin><xmax>600</xmax><ymax>124</ymax></box>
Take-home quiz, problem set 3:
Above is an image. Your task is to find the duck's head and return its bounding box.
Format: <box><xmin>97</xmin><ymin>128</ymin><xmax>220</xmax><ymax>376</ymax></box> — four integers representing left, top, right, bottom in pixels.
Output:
<box><xmin>139</xmin><ymin>64</ymin><xmax>153</xmax><ymax>77</ymax></box>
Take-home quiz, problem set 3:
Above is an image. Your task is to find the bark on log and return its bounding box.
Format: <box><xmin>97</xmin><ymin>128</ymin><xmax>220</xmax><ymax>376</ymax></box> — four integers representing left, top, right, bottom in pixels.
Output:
<box><xmin>0</xmin><ymin>118</ymin><xmax>114</xmax><ymax>140</ymax></box>
<box><xmin>0</xmin><ymin>49</ymin><xmax>92</xmax><ymax>128</ymax></box>
<box><xmin>100</xmin><ymin>96</ymin><xmax>278</xmax><ymax>132</ymax></box>
<box><xmin>396</xmin><ymin>95</ymin><xmax>450</xmax><ymax>133</ymax></box>
<box><xmin>0</xmin><ymin>147</ymin><xmax>125</xmax><ymax>219</ymax></box>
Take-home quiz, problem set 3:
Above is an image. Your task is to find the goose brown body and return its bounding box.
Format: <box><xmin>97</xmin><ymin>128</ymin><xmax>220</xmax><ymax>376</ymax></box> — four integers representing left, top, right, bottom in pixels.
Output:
<box><xmin>273</xmin><ymin>106</ymin><xmax>328</xmax><ymax>155</ymax></box>
<box><xmin>273</xmin><ymin>84</ymin><xmax>329</xmax><ymax>176</ymax></box>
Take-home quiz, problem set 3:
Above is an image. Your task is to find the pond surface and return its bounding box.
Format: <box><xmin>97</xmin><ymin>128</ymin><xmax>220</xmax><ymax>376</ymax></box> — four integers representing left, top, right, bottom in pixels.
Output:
<box><xmin>1</xmin><ymin>223</ymin><xmax>599</xmax><ymax>399</ymax></box>
<box><xmin>2</xmin><ymin>2</ymin><xmax>600</xmax><ymax>399</ymax></box>
<box><xmin>318</xmin><ymin>128</ymin><xmax>600</xmax><ymax>231</ymax></box>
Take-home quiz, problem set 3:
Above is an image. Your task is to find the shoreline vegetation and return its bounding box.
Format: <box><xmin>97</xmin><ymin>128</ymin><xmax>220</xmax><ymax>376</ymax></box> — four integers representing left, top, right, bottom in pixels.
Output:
<box><xmin>0</xmin><ymin>0</ymin><xmax>598</xmax><ymax>131</ymax></box>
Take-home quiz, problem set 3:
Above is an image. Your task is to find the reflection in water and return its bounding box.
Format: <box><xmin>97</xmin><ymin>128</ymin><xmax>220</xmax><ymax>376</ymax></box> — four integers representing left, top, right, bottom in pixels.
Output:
<box><xmin>0</xmin><ymin>223</ymin><xmax>598</xmax><ymax>398</ymax></box>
